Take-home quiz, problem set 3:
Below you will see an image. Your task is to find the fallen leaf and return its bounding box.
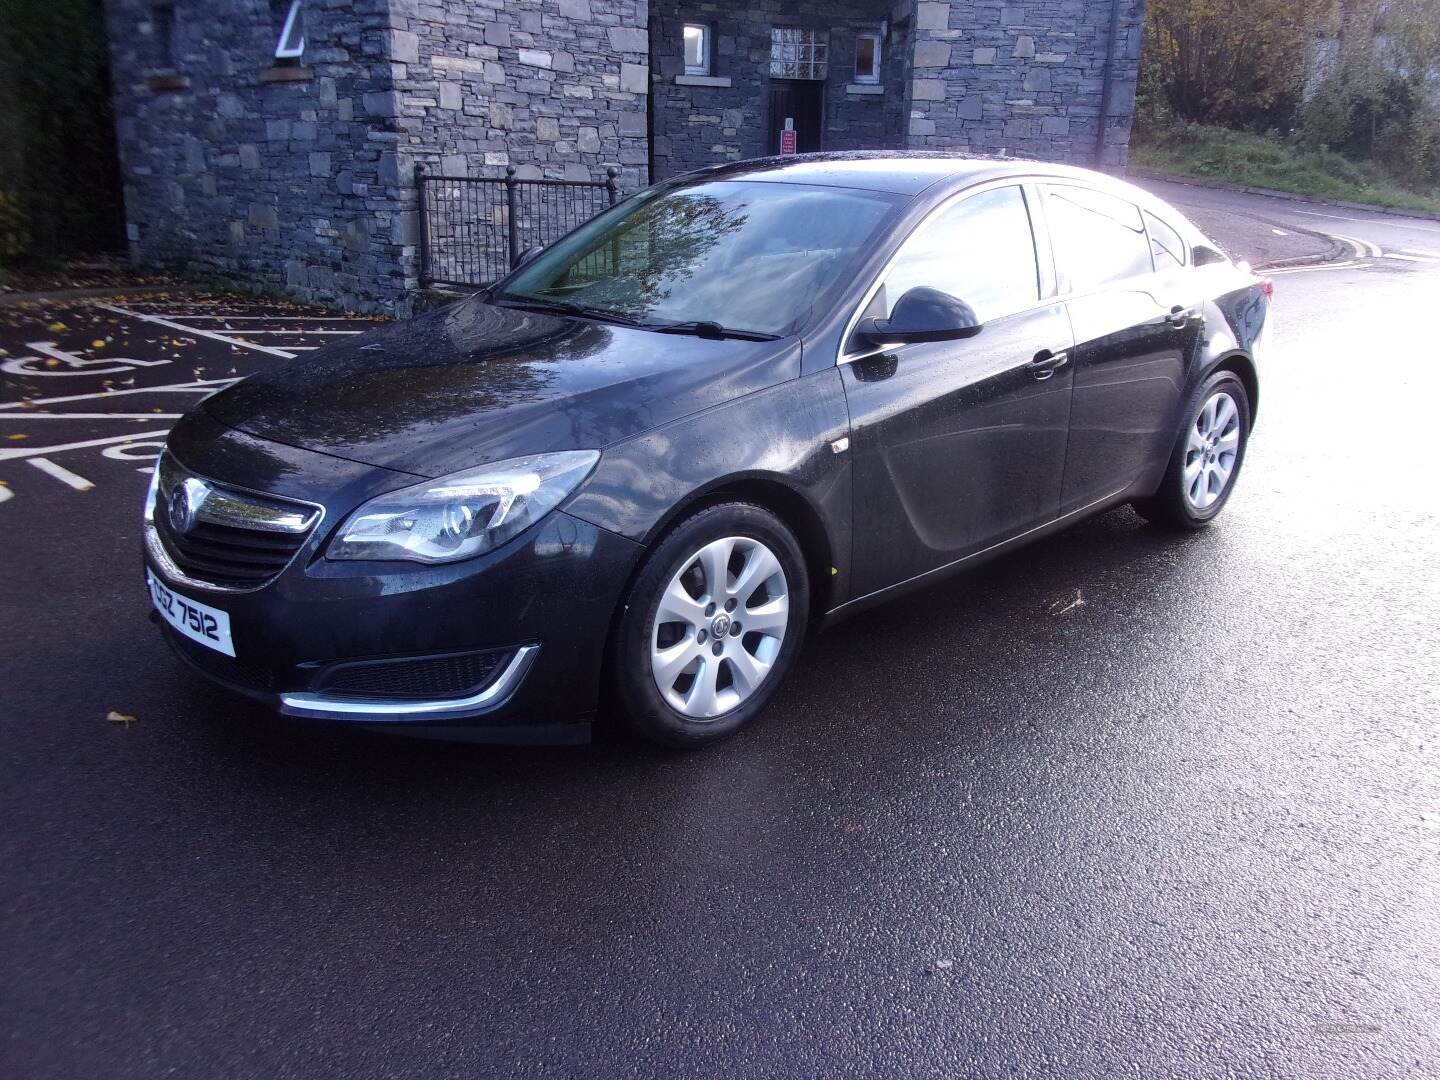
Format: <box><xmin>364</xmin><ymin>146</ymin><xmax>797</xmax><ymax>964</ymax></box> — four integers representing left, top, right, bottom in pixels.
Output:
<box><xmin>6</xmin><ymin>433</ymin><xmax>27</xmax><ymax>441</ymax></box>
<box><xmin>91</xmin><ymin>339</ymin><xmax>107</xmax><ymax>349</ymax></box>
<box><xmin>106</xmin><ymin>711</ymin><xmax>137</xmax><ymax>727</ymax></box>
<box><xmin>44</xmin><ymin>357</ymin><xmax>60</xmax><ymax>368</ymax></box>
<box><xmin>47</xmin><ymin>321</ymin><xmax>66</xmax><ymax>332</ymax></box>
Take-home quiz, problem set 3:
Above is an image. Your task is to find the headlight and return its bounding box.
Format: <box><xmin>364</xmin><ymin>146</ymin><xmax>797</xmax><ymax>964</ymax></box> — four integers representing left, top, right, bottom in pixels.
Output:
<box><xmin>326</xmin><ymin>450</ymin><xmax>599</xmax><ymax>564</ymax></box>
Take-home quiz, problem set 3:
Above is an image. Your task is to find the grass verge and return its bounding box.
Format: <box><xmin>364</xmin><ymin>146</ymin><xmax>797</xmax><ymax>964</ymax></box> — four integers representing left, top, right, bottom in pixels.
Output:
<box><xmin>1131</xmin><ymin>123</ymin><xmax>1440</xmax><ymax>216</ymax></box>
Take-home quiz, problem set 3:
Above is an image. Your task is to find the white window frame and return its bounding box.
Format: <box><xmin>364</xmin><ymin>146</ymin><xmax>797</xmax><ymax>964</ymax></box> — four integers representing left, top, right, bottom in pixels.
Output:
<box><xmin>854</xmin><ymin>31</ymin><xmax>882</xmax><ymax>84</ymax></box>
<box><xmin>275</xmin><ymin>0</ymin><xmax>305</xmax><ymax>60</ymax></box>
<box><xmin>682</xmin><ymin>23</ymin><xmax>711</xmax><ymax>76</ymax></box>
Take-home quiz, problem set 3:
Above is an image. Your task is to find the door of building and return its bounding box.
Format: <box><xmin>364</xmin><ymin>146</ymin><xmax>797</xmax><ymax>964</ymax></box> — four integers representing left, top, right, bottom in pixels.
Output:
<box><xmin>769</xmin><ymin>81</ymin><xmax>823</xmax><ymax>154</ymax></box>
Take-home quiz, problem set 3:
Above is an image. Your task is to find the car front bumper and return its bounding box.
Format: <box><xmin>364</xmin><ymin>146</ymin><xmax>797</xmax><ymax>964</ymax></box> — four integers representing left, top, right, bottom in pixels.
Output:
<box><xmin>144</xmin><ymin>414</ymin><xmax>643</xmax><ymax>743</ymax></box>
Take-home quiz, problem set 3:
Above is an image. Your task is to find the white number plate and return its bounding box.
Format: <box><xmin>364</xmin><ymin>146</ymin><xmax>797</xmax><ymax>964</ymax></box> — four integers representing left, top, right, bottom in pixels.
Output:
<box><xmin>147</xmin><ymin>569</ymin><xmax>235</xmax><ymax>657</ymax></box>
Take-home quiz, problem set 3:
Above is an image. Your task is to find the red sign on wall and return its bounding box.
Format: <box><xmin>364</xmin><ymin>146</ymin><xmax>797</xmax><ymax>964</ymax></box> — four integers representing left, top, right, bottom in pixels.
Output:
<box><xmin>779</xmin><ymin>128</ymin><xmax>798</xmax><ymax>155</ymax></box>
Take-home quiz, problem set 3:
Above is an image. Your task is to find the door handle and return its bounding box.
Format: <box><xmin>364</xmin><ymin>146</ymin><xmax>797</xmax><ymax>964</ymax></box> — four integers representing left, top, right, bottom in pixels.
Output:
<box><xmin>1165</xmin><ymin>305</ymin><xmax>1193</xmax><ymax>328</ymax></box>
<box><xmin>1027</xmin><ymin>349</ymin><xmax>1069</xmax><ymax>381</ymax></box>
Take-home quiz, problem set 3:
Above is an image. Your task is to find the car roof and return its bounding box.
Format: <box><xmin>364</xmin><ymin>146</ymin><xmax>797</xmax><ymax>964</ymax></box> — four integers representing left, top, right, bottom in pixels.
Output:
<box><xmin>685</xmin><ymin>151</ymin><xmax>1185</xmax><ymax>217</ymax></box>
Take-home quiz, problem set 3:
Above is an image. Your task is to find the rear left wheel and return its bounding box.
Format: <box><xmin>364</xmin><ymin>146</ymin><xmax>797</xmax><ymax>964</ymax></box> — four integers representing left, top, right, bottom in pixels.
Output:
<box><xmin>610</xmin><ymin>502</ymin><xmax>809</xmax><ymax>748</ymax></box>
<box><xmin>1134</xmin><ymin>369</ymin><xmax>1251</xmax><ymax>529</ymax></box>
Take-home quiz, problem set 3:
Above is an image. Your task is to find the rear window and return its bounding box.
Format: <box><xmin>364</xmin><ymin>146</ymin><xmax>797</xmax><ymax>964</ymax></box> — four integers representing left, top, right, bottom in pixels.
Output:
<box><xmin>1044</xmin><ymin>185</ymin><xmax>1152</xmax><ymax>293</ymax></box>
<box><xmin>1144</xmin><ymin>210</ymin><xmax>1186</xmax><ymax>272</ymax></box>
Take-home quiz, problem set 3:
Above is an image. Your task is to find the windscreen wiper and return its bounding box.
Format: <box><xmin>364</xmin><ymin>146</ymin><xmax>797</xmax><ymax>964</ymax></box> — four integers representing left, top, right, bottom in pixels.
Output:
<box><xmin>493</xmin><ymin>294</ymin><xmax>647</xmax><ymax>328</ymax></box>
<box><xmin>646</xmin><ymin>320</ymin><xmax>780</xmax><ymax>341</ymax></box>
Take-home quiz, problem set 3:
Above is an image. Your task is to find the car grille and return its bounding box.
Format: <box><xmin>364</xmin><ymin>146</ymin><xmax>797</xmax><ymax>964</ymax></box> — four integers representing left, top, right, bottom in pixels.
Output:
<box><xmin>317</xmin><ymin>650</ymin><xmax>511</xmax><ymax>700</ymax></box>
<box><xmin>149</xmin><ymin>454</ymin><xmax>321</xmax><ymax>590</ymax></box>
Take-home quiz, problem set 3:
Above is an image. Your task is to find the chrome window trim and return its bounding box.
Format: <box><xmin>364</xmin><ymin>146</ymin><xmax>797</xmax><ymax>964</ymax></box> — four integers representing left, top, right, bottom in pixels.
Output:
<box><xmin>835</xmin><ymin>174</ymin><xmax>1202</xmax><ymax>367</ymax></box>
<box><xmin>279</xmin><ymin>644</ymin><xmax>541</xmax><ymax>720</ymax></box>
<box><xmin>835</xmin><ymin>176</ymin><xmax>1050</xmax><ymax>366</ymax></box>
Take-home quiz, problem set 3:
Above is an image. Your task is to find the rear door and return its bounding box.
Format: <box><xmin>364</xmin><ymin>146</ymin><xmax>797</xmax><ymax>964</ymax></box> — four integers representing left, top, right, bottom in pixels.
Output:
<box><xmin>1041</xmin><ymin>185</ymin><xmax>1201</xmax><ymax>512</ymax></box>
<box><xmin>841</xmin><ymin>183</ymin><xmax>1075</xmax><ymax>599</ymax></box>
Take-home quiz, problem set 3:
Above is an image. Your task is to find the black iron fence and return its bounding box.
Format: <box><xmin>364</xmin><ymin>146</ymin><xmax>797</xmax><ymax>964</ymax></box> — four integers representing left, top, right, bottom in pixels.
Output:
<box><xmin>416</xmin><ymin>164</ymin><xmax>622</xmax><ymax>288</ymax></box>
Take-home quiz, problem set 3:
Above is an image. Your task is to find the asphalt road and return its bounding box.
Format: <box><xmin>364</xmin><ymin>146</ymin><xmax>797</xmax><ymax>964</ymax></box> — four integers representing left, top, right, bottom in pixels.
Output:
<box><xmin>3</xmin><ymin>198</ymin><xmax>1439</xmax><ymax>1079</ymax></box>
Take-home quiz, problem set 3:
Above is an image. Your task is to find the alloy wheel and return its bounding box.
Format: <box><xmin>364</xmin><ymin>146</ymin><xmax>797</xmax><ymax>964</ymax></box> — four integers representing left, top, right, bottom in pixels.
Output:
<box><xmin>1184</xmin><ymin>391</ymin><xmax>1241</xmax><ymax>510</ymax></box>
<box><xmin>650</xmin><ymin>535</ymin><xmax>790</xmax><ymax>719</ymax></box>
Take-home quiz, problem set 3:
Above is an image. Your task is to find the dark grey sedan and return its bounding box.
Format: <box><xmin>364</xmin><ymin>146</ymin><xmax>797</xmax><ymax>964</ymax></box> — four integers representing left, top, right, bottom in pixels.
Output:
<box><xmin>144</xmin><ymin>153</ymin><xmax>1270</xmax><ymax>747</ymax></box>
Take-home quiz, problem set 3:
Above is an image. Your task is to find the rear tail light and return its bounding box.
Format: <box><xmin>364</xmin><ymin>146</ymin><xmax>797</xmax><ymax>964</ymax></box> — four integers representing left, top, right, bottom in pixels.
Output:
<box><xmin>1258</xmin><ymin>277</ymin><xmax>1275</xmax><ymax>301</ymax></box>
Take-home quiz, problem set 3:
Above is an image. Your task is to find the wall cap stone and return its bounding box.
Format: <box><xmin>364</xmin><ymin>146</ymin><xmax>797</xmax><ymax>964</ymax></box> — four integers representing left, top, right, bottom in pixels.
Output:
<box><xmin>675</xmin><ymin>74</ymin><xmax>732</xmax><ymax>87</ymax></box>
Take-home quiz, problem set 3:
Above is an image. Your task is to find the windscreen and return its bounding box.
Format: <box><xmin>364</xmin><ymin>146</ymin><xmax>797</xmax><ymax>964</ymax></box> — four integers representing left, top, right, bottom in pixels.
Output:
<box><xmin>500</xmin><ymin>180</ymin><xmax>902</xmax><ymax>337</ymax></box>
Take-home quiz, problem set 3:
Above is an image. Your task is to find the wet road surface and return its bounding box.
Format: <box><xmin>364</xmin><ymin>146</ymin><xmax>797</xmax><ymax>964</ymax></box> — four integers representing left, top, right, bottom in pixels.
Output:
<box><xmin>2</xmin><ymin>205</ymin><xmax>1438</xmax><ymax>1078</ymax></box>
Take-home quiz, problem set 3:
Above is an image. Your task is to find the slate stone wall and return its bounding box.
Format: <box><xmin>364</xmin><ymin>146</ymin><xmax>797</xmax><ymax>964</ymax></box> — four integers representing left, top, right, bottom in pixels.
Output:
<box><xmin>104</xmin><ymin>0</ymin><xmax>414</xmax><ymax>313</ymax></box>
<box><xmin>649</xmin><ymin>0</ymin><xmax>909</xmax><ymax>180</ymax></box>
<box><xmin>651</xmin><ymin>0</ymin><xmax>1144</xmax><ymax>178</ymax></box>
<box><xmin>904</xmin><ymin>0</ymin><xmax>1146</xmax><ymax>166</ymax></box>
<box><xmin>105</xmin><ymin>0</ymin><xmax>1144</xmax><ymax>309</ymax></box>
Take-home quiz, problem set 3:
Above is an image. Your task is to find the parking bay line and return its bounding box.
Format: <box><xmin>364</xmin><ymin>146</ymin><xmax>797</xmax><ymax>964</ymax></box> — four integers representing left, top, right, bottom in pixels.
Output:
<box><xmin>2</xmin><ymin>412</ymin><xmax>184</xmax><ymax>420</ymax></box>
<box><xmin>27</xmin><ymin>457</ymin><xmax>95</xmax><ymax>491</ymax></box>
<box><xmin>0</xmin><ymin>379</ymin><xmax>238</xmax><ymax>411</ymax></box>
<box><xmin>0</xmin><ymin>429</ymin><xmax>172</xmax><ymax>463</ymax></box>
<box><xmin>93</xmin><ymin>303</ymin><xmax>297</xmax><ymax>359</ymax></box>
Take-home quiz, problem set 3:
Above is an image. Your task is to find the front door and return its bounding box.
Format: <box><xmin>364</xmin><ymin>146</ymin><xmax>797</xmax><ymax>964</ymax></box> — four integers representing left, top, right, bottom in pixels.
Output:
<box><xmin>769</xmin><ymin>81</ymin><xmax>823</xmax><ymax>154</ymax></box>
<box><xmin>841</xmin><ymin>184</ymin><xmax>1075</xmax><ymax>599</ymax></box>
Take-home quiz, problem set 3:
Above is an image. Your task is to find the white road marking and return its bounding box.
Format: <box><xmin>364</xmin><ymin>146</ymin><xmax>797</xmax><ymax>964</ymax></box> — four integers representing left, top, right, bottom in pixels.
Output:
<box><xmin>94</xmin><ymin>303</ymin><xmax>297</xmax><ymax>359</ymax></box>
<box><xmin>0</xmin><ymin>378</ymin><xmax>237</xmax><ymax>411</ymax></box>
<box><xmin>1271</xmin><ymin>261</ymin><xmax>1370</xmax><ymax>276</ymax></box>
<box><xmin>1382</xmin><ymin>252</ymin><xmax>1437</xmax><ymax>263</ymax></box>
<box><xmin>0</xmin><ymin>429</ymin><xmax>172</xmax><ymax>462</ymax></box>
<box><xmin>0</xmin><ymin>485</ymin><xmax>11</xmax><ymax>504</ymax></box>
<box><xmin>1294</xmin><ymin>208</ymin><xmax>1440</xmax><ymax>233</ymax></box>
<box><xmin>208</xmin><ymin>329</ymin><xmax>364</xmax><ymax>335</ymax></box>
<box><xmin>102</xmin><ymin>441</ymin><xmax>166</xmax><ymax>463</ymax></box>
<box><xmin>1271</xmin><ymin>228</ymin><xmax>1288</xmax><ymax>236</ymax></box>
<box><xmin>0</xmin><ymin>412</ymin><xmax>184</xmax><ymax>420</ymax></box>
<box><xmin>138</xmin><ymin>313</ymin><xmax>378</xmax><ymax>322</ymax></box>
<box><xmin>27</xmin><ymin>456</ymin><xmax>95</xmax><ymax>491</ymax></box>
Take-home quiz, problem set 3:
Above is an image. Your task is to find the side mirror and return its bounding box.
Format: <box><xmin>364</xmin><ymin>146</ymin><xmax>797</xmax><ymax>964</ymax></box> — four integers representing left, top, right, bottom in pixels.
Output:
<box><xmin>856</xmin><ymin>287</ymin><xmax>983</xmax><ymax>347</ymax></box>
<box><xmin>513</xmin><ymin>244</ymin><xmax>545</xmax><ymax>269</ymax></box>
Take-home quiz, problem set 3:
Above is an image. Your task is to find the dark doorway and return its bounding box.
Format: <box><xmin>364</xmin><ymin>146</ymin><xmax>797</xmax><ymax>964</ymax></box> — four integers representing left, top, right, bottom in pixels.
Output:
<box><xmin>768</xmin><ymin>81</ymin><xmax>824</xmax><ymax>155</ymax></box>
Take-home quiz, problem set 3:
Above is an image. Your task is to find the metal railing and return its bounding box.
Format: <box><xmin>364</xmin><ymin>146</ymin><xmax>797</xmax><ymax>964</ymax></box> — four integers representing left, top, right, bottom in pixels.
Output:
<box><xmin>416</xmin><ymin>164</ymin><xmax>622</xmax><ymax>288</ymax></box>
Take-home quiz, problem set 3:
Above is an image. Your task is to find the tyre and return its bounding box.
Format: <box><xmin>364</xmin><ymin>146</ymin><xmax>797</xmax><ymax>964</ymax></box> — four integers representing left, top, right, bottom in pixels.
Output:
<box><xmin>609</xmin><ymin>502</ymin><xmax>810</xmax><ymax>748</ymax></box>
<box><xmin>1134</xmin><ymin>369</ymin><xmax>1251</xmax><ymax>530</ymax></box>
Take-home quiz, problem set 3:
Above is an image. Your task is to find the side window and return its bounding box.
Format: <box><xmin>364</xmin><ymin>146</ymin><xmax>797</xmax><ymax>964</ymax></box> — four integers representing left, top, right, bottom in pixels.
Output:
<box><xmin>878</xmin><ymin>186</ymin><xmax>1040</xmax><ymax>325</ymax></box>
<box><xmin>1044</xmin><ymin>185</ymin><xmax>1152</xmax><ymax>293</ymax></box>
<box><xmin>1144</xmin><ymin>210</ymin><xmax>1186</xmax><ymax>272</ymax></box>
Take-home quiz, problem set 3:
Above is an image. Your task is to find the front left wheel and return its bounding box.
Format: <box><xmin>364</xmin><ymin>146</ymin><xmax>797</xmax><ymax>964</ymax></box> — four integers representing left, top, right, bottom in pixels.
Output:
<box><xmin>609</xmin><ymin>502</ymin><xmax>810</xmax><ymax>748</ymax></box>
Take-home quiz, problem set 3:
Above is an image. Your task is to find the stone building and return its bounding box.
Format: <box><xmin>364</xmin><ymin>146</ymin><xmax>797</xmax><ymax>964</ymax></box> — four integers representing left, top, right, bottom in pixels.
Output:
<box><xmin>105</xmin><ymin>0</ymin><xmax>1145</xmax><ymax>312</ymax></box>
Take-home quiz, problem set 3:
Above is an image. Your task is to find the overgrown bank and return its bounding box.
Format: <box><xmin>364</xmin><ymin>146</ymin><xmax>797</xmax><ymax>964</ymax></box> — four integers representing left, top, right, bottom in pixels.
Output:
<box><xmin>1131</xmin><ymin>123</ymin><xmax>1440</xmax><ymax>216</ymax></box>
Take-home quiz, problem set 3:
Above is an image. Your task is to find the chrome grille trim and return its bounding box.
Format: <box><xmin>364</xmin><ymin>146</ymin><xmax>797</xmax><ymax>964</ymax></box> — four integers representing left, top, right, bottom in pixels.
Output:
<box><xmin>144</xmin><ymin>453</ymin><xmax>324</xmax><ymax>594</ymax></box>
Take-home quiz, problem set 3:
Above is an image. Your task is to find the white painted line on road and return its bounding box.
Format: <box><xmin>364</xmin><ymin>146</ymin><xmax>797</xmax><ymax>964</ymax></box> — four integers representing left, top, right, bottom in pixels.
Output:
<box><xmin>0</xmin><ymin>379</ymin><xmax>237</xmax><ymax>411</ymax></box>
<box><xmin>0</xmin><ymin>485</ymin><xmax>11</xmax><ymax>505</ymax></box>
<box><xmin>94</xmin><ymin>303</ymin><xmax>296</xmax><ymax>359</ymax></box>
<box><xmin>0</xmin><ymin>412</ymin><xmax>184</xmax><ymax>420</ymax></box>
<box><xmin>27</xmin><ymin>456</ymin><xmax>95</xmax><ymax>491</ymax></box>
<box><xmin>1382</xmin><ymin>252</ymin><xmax>1437</xmax><ymax>262</ymax></box>
<box><xmin>0</xmin><ymin>429</ymin><xmax>172</xmax><ymax>462</ymax></box>
<box><xmin>1293</xmin><ymin>208</ymin><xmax>1440</xmax><ymax>234</ymax></box>
<box><xmin>210</xmin><ymin>329</ymin><xmax>364</xmax><ymax>335</ymax></box>
<box><xmin>143</xmin><ymin>314</ymin><xmax>378</xmax><ymax>322</ymax></box>
<box><xmin>1271</xmin><ymin>261</ymin><xmax>1371</xmax><ymax>276</ymax></box>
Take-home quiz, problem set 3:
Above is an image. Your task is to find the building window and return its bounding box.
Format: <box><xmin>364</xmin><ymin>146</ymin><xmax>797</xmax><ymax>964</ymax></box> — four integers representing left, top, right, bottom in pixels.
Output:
<box><xmin>769</xmin><ymin>26</ymin><xmax>828</xmax><ymax>81</ymax></box>
<box><xmin>153</xmin><ymin>2</ymin><xmax>177</xmax><ymax>69</ymax></box>
<box><xmin>854</xmin><ymin>31</ymin><xmax>881</xmax><ymax>84</ymax></box>
<box><xmin>274</xmin><ymin>0</ymin><xmax>305</xmax><ymax>60</ymax></box>
<box><xmin>682</xmin><ymin>23</ymin><xmax>711</xmax><ymax>76</ymax></box>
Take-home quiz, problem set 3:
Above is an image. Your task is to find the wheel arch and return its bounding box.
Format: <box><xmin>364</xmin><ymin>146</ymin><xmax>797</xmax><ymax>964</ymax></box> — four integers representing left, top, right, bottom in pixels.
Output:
<box><xmin>636</xmin><ymin>473</ymin><xmax>838</xmax><ymax>623</ymax></box>
<box><xmin>1205</xmin><ymin>351</ymin><xmax>1259</xmax><ymax>427</ymax></box>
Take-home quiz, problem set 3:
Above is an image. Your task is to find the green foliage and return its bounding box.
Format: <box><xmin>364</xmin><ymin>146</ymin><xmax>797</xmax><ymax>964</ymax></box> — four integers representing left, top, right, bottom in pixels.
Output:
<box><xmin>0</xmin><ymin>0</ymin><xmax>124</xmax><ymax>263</ymax></box>
<box><xmin>1298</xmin><ymin>0</ymin><xmax>1440</xmax><ymax>186</ymax></box>
<box><xmin>1138</xmin><ymin>0</ymin><xmax>1338</xmax><ymax>130</ymax></box>
<box><xmin>1132</xmin><ymin>122</ymin><xmax>1440</xmax><ymax>215</ymax></box>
